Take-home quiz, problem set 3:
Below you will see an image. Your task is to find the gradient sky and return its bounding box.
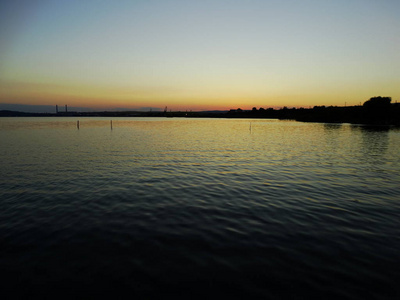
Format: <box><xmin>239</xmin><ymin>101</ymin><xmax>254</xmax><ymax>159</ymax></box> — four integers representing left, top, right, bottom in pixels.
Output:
<box><xmin>1</xmin><ymin>0</ymin><xmax>399</xmax><ymax>111</ymax></box>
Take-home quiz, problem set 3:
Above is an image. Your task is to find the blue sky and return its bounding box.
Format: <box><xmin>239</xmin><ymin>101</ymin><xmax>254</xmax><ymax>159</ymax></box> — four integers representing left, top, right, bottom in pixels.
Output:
<box><xmin>1</xmin><ymin>0</ymin><xmax>399</xmax><ymax>110</ymax></box>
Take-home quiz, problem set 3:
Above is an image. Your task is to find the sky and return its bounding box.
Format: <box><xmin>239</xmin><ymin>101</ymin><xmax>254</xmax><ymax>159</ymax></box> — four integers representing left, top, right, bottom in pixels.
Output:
<box><xmin>1</xmin><ymin>0</ymin><xmax>399</xmax><ymax>111</ymax></box>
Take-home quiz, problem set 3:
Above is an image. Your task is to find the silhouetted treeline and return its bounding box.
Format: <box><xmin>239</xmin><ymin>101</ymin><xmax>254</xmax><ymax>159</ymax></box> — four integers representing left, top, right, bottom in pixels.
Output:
<box><xmin>228</xmin><ymin>97</ymin><xmax>400</xmax><ymax>125</ymax></box>
<box><xmin>1</xmin><ymin>97</ymin><xmax>399</xmax><ymax>125</ymax></box>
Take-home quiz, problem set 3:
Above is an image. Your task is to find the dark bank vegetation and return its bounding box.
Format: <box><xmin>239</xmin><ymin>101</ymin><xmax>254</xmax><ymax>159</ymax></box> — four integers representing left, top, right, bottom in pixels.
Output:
<box><xmin>1</xmin><ymin>96</ymin><xmax>399</xmax><ymax>125</ymax></box>
<box><xmin>226</xmin><ymin>96</ymin><xmax>400</xmax><ymax>125</ymax></box>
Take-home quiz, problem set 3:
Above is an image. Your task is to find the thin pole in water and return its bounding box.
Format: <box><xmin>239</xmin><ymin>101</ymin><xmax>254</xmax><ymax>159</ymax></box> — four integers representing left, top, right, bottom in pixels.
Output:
<box><xmin>77</xmin><ymin>120</ymin><xmax>80</xmax><ymax>129</ymax></box>
<box><xmin>111</xmin><ymin>120</ymin><xmax>113</xmax><ymax>130</ymax></box>
<box><xmin>249</xmin><ymin>122</ymin><xmax>252</xmax><ymax>132</ymax></box>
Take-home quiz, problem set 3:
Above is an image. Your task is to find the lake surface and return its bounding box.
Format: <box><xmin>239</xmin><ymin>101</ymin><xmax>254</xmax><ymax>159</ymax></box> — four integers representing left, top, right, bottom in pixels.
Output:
<box><xmin>1</xmin><ymin>117</ymin><xmax>399</xmax><ymax>299</ymax></box>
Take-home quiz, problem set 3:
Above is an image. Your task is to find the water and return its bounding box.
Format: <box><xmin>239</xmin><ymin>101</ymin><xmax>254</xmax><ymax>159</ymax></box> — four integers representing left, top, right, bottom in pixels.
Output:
<box><xmin>1</xmin><ymin>117</ymin><xmax>399</xmax><ymax>299</ymax></box>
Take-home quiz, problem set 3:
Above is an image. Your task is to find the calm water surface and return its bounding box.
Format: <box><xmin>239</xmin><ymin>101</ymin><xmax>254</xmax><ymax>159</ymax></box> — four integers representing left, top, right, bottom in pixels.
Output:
<box><xmin>1</xmin><ymin>117</ymin><xmax>399</xmax><ymax>299</ymax></box>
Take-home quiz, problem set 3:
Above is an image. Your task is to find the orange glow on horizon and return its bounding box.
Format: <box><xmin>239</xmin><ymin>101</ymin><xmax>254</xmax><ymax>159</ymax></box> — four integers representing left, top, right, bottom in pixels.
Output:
<box><xmin>1</xmin><ymin>1</ymin><xmax>399</xmax><ymax>113</ymax></box>
<box><xmin>1</xmin><ymin>78</ymin><xmax>399</xmax><ymax>112</ymax></box>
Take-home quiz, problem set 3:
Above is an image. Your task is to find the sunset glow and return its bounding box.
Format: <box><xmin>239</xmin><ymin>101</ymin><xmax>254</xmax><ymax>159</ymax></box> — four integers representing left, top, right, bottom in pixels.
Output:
<box><xmin>1</xmin><ymin>0</ymin><xmax>399</xmax><ymax>111</ymax></box>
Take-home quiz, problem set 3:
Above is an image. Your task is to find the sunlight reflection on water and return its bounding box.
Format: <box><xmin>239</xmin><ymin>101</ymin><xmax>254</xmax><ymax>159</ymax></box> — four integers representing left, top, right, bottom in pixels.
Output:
<box><xmin>0</xmin><ymin>117</ymin><xmax>399</xmax><ymax>298</ymax></box>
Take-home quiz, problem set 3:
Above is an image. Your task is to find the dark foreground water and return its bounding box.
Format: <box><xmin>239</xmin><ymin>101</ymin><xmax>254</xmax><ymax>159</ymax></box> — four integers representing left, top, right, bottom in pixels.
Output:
<box><xmin>1</xmin><ymin>117</ymin><xmax>399</xmax><ymax>299</ymax></box>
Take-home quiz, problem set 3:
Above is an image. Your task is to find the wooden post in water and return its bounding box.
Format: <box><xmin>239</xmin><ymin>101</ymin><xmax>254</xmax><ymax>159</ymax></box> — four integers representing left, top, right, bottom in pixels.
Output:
<box><xmin>111</xmin><ymin>120</ymin><xmax>113</xmax><ymax>130</ymax></box>
<box><xmin>77</xmin><ymin>120</ymin><xmax>80</xmax><ymax>129</ymax></box>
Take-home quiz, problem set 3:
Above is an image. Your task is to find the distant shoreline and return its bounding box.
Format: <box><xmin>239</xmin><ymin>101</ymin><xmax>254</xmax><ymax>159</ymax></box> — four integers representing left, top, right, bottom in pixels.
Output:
<box><xmin>1</xmin><ymin>102</ymin><xmax>400</xmax><ymax>126</ymax></box>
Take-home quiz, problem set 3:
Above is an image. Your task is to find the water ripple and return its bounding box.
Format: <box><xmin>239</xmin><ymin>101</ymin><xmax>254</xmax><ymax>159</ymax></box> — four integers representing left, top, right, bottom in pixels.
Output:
<box><xmin>1</xmin><ymin>118</ymin><xmax>399</xmax><ymax>298</ymax></box>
